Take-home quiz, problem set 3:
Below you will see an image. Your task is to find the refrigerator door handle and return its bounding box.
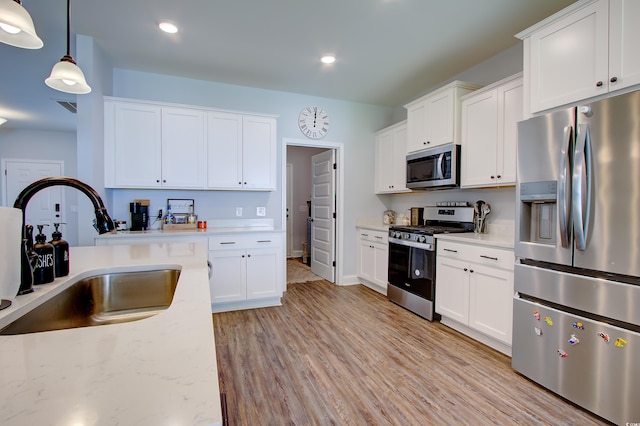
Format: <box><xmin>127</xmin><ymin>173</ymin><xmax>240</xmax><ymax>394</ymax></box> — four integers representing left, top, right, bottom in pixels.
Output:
<box><xmin>558</xmin><ymin>125</ymin><xmax>573</xmax><ymax>248</ymax></box>
<box><xmin>572</xmin><ymin>123</ymin><xmax>592</xmax><ymax>251</ymax></box>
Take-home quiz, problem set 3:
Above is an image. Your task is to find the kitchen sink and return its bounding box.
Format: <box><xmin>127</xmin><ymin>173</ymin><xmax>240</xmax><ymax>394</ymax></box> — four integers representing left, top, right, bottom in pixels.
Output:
<box><xmin>0</xmin><ymin>268</ymin><xmax>181</xmax><ymax>335</ymax></box>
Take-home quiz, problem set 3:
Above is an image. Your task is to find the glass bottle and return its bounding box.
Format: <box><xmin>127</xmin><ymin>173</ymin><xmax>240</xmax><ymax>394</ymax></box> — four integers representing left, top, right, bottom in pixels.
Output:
<box><xmin>164</xmin><ymin>204</ymin><xmax>175</xmax><ymax>224</ymax></box>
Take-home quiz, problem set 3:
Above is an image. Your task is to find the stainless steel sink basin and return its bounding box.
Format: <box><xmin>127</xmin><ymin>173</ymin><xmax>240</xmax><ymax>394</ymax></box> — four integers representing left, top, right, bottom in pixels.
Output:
<box><xmin>0</xmin><ymin>268</ymin><xmax>181</xmax><ymax>335</ymax></box>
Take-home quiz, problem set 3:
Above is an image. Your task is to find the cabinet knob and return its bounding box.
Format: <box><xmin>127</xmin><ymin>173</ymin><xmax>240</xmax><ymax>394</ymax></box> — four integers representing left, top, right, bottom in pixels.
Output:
<box><xmin>424</xmin><ymin>141</ymin><xmax>430</xmax><ymax>145</ymax></box>
<box><xmin>464</xmin><ymin>268</ymin><xmax>468</xmax><ymax>272</ymax></box>
<box><xmin>244</xmin><ymin>182</ymin><xmax>247</xmax><ymax>185</ymax></box>
<box><xmin>238</xmin><ymin>181</ymin><xmax>242</xmax><ymax>185</ymax></box>
<box><xmin>490</xmin><ymin>175</ymin><xmax>495</xmax><ymax>179</ymax></box>
<box><xmin>156</xmin><ymin>179</ymin><xmax>160</xmax><ymax>183</ymax></box>
<box><xmin>242</xmin><ymin>255</ymin><xmax>245</xmax><ymax>258</ymax></box>
<box><xmin>497</xmin><ymin>175</ymin><xmax>501</xmax><ymax>179</ymax></box>
<box><xmin>470</xmin><ymin>269</ymin><xmax>474</xmax><ymax>273</ymax></box>
<box><xmin>596</xmin><ymin>81</ymin><xmax>604</xmax><ymax>87</ymax></box>
<box><xmin>247</xmin><ymin>254</ymin><xmax>251</xmax><ymax>258</ymax></box>
<box><xmin>163</xmin><ymin>179</ymin><xmax>166</xmax><ymax>183</ymax></box>
<box><xmin>610</xmin><ymin>76</ymin><xmax>618</xmax><ymax>83</ymax></box>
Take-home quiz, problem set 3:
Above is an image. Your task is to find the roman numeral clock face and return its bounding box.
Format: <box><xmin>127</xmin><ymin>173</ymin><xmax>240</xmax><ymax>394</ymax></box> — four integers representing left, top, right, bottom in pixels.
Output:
<box><xmin>298</xmin><ymin>106</ymin><xmax>330</xmax><ymax>139</ymax></box>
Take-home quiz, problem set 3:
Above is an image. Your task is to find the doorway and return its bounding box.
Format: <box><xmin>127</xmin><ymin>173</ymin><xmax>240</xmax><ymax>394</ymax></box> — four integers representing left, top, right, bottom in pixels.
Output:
<box><xmin>2</xmin><ymin>159</ymin><xmax>65</xmax><ymax>227</ymax></box>
<box><xmin>282</xmin><ymin>138</ymin><xmax>344</xmax><ymax>285</ymax></box>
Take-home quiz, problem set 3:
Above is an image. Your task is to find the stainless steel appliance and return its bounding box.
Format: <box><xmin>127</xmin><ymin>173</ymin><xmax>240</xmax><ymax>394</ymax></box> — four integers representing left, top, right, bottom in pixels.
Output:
<box><xmin>513</xmin><ymin>90</ymin><xmax>640</xmax><ymax>425</ymax></box>
<box><xmin>388</xmin><ymin>206</ymin><xmax>473</xmax><ymax>320</ymax></box>
<box><xmin>406</xmin><ymin>143</ymin><xmax>460</xmax><ymax>190</ymax></box>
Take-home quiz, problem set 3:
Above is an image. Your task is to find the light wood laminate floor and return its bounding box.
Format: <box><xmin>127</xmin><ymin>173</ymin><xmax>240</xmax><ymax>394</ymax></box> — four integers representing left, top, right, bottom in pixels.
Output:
<box><xmin>213</xmin><ymin>281</ymin><xmax>608</xmax><ymax>425</ymax></box>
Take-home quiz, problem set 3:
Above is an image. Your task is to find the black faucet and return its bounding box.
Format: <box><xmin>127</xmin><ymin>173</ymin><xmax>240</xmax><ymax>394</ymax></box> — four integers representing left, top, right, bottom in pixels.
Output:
<box><xmin>13</xmin><ymin>177</ymin><xmax>115</xmax><ymax>295</ymax></box>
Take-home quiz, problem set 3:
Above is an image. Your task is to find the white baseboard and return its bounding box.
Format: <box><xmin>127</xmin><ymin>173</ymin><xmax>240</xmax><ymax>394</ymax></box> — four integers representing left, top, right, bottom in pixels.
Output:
<box><xmin>287</xmin><ymin>250</ymin><xmax>303</xmax><ymax>258</ymax></box>
<box><xmin>211</xmin><ymin>296</ymin><xmax>282</xmax><ymax>313</ymax></box>
<box><xmin>358</xmin><ymin>278</ymin><xmax>387</xmax><ymax>295</ymax></box>
<box><xmin>338</xmin><ymin>273</ymin><xmax>360</xmax><ymax>286</ymax></box>
<box><xmin>439</xmin><ymin>317</ymin><xmax>512</xmax><ymax>357</ymax></box>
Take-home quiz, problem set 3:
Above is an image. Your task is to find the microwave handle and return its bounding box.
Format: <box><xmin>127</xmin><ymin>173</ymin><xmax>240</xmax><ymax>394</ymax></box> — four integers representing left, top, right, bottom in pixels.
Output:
<box><xmin>436</xmin><ymin>153</ymin><xmax>444</xmax><ymax>179</ymax></box>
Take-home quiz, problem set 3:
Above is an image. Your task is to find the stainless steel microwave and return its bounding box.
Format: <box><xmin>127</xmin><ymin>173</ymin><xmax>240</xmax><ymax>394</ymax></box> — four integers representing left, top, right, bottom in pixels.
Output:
<box><xmin>406</xmin><ymin>143</ymin><xmax>461</xmax><ymax>190</ymax></box>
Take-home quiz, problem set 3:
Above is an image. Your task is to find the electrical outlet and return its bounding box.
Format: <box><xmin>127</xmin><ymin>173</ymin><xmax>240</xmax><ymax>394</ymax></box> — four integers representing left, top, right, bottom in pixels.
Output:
<box><xmin>256</xmin><ymin>207</ymin><xmax>266</xmax><ymax>216</ymax></box>
<box><xmin>236</xmin><ymin>207</ymin><xmax>243</xmax><ymax>217</ymax></box>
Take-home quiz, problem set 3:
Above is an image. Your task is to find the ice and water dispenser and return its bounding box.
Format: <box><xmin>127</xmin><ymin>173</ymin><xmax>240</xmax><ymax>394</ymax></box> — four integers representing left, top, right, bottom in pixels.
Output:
<box><xmin>518</xmin><ymin>181</ymin><xmax>558</xmax><ymax>246</ymax></box>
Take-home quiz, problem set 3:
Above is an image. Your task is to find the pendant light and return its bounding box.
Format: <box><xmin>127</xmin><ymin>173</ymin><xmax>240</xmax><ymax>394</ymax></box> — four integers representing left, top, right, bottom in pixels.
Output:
<box><xmin>0</xmin><ymin>0</ymin><xmax>43</xmax><ymax>48</ymax></box>
<box><xmin>45</xmin><ymin>0</ymin><xmax>91</xmax><ymax>94</ymax></box>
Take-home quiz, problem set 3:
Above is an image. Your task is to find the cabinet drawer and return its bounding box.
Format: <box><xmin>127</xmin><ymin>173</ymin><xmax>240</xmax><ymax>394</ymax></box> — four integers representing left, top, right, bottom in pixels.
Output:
<box><xmin>438</xmin><ymin>240</ymin><xmax>514</xmax><ymax>271</ymax></box>
<box><xmin>208</xmin><ymin>233</ymin><xmax>282</xmax><ymax>250</ymax></box>
<box><xmin>357</xmin><ymin>228</ymin><xmax>388</xmax><ymax>245</ymax></box>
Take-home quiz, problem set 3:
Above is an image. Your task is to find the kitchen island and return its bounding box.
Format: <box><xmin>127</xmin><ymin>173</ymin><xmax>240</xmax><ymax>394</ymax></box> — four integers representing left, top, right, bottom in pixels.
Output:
<box><xmin>0</xmin><ymin>243</ymin><xmax>221</xmax><ymax>426</ymax></box>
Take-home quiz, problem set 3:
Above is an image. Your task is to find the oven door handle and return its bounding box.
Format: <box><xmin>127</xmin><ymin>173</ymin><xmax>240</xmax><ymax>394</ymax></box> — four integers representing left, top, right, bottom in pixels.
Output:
<box><xmin>389</xmin><ymin>238</ymin><xmax>433</xmax><ymax>251</ymax></box>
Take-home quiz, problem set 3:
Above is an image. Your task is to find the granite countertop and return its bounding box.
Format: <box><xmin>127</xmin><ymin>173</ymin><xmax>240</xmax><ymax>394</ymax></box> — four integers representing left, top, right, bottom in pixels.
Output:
<box><xmin>0</xmin><ymin>244</ymin><xmax>221</xmax><ymax>426</ymax></box>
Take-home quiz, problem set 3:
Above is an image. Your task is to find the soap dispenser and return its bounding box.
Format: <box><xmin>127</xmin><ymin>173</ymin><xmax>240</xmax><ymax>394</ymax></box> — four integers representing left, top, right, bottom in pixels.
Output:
<box><xmin>49</xmin><ymin>223</ymin><xmax>69</xmax><ymax>277</ymax></box>
<box><xmin>33</xmin><ymin>224</ymin><xmax>54</xmax><ymax>284</ymax></box>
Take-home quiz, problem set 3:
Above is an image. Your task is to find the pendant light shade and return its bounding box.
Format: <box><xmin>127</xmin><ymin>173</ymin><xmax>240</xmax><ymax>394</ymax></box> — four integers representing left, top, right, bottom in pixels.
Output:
<box><xmin>0</xmin><ymin>0</ymin><xmax>43</xmax><ymax>49</ymax></box>
<box><xmin>45</xmin><ymin>55</ymin><xmax>91</xmax><ymax>94</ymax></box>
<box><xmin>45</xmin><ymin>0</ymin><xmax>91</xmax><ymax>94</ymax></box>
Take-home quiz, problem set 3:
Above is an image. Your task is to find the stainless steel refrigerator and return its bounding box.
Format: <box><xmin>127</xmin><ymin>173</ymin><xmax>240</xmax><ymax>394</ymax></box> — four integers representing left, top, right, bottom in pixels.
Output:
<box><xmin>513</xmin><ymin>89</ymin><xmax>640</xmax><ymax>425</ymax></box>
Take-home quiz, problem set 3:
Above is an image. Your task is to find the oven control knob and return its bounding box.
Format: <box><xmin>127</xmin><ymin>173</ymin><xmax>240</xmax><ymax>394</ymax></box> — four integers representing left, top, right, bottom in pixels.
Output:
<box><xmin>403</xmin><ymin>233</ymin><xmax>411</xmax><ymax>240</ymax></box>
<box><xmin>417</xmin><ymin>236</ymin><xmax>426</xmax><ymax>243</ymax></box>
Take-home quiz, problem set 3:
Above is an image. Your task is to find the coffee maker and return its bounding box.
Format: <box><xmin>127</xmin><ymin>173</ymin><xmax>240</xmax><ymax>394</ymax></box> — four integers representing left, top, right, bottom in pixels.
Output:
<box><xmin>130</xmin><ymin>202</ymin><xmax>149</xmax><ymax>231</ymax></box>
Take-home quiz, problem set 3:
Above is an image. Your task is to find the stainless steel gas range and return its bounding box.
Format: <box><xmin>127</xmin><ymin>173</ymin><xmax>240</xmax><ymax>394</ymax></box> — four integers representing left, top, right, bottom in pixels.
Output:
<box><xmin>387</xmin><ymin>206</ymin><xmax>474</xmax><ymax>320</ymax></box>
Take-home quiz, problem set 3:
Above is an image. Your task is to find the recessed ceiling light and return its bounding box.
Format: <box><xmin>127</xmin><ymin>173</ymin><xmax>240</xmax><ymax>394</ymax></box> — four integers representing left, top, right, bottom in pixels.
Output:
<box><xmin>321</xmin><ymin>55</ymin><xmax>336</xmax><ymax>64</ymax></box>
<box><xmin>159</xmin><ymin>21</ymin><xmax>178</xmax><ymax>34</ymax></box>
<box><xmin>0</xmin><ymin>118</ymin><xmax>7</xmax><ymax>126</ymax></box>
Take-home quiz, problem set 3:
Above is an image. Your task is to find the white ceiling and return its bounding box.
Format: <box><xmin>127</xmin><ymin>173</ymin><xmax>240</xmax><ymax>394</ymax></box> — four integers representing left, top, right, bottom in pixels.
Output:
<box><xmin>0</xmin><ymin>0</ymin><xmax>575</xmax><ymax>132</ymax></box>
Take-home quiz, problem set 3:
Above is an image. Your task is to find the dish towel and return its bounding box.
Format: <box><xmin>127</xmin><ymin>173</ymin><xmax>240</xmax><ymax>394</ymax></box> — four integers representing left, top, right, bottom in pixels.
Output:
<box><xmin>0</xmin><ymin>207</ymin><xmax>22</xmax><ymax>301</ymax></box>
<box><xmin>409</xmin><ymin>247</ymin><xmax>426</xmax><ymax>279</ymax></box>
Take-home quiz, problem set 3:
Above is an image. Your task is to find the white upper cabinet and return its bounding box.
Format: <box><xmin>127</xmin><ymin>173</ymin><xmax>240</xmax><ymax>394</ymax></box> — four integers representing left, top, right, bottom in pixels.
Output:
<box><xmin>518</xmin><ymin>0</ymin><xmax>640</xmax><ymax>114</ymax></box>
<box><xmin>241</xmin><ymin>115</ymin><xmax>277</xmax><ymax>191</ymax></box>
<box><xmin>608</xmin><ymin>0</ymin><xmax>640</xmax><ymax>91</ymax></box>
<box><xmin>206</xmin><ymin>111</ymin><xmax>243</xmax><ymax>189</ymax></box>
<box><xmin>105</xmin><ymin>97</ymin><xmax>277</xmax><ymax>191</ymax></box>
<box><xmin>105</xmin><ymin>101</ymin><xmax>162</xmax><ymax>188</ymax></box>
<box><xmin>374</xmin><ymin>121</ymin><xmax>410</xmax><ymax>194</ymax></box>
<box><xmin>161</xmin><ymin>107</ymin><xmax>207</xmax><ymax>188</ymax></box>
<box><xmin>461</xmin><ymin>74</ymin><xmax>523</xmax><ymax>188</ymax></box>
<box><xmin>104</xmin><ymin>99</ymin><xmax>206</xmax><ymax>189</ymax></box>
<box><xmin>404</xmin><ymin>81</ymin><xmax>481</xmax><ymax>153</ymax></box>
<box><xmin>207</xmin><ymin>112</ymin><xmax>277</xmax><ymax>191</ymax></box>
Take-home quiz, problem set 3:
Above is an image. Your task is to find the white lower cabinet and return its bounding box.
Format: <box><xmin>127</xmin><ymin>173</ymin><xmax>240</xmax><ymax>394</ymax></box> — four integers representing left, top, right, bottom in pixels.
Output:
<box><xmin>356</xmin><ymin>228</ymin><xmax>388</xmax><ymax>294</ymax></box>
<box><xmin>208</xmin><ymin>232</ymin><xmax>283</xmax><ymax>311</ymax></box>
<box><xmin>436</xmin><ymin>239</ymin><xmax>514</xmax><ymax>355</ymax></box>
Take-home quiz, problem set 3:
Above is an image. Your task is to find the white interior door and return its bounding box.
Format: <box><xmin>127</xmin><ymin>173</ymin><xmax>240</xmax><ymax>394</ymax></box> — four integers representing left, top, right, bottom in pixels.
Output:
<box><xmin>286</xmin><ymin>164</ymin><xmax>293</xmax><ymax>257</ymax></box>
<box><xmin>3</xmin><ymin>160</ymin><xmax>64</xmax><ymax>228</ymax></box>
<box><xmin>310</xmin><ymin>150</ymin><xmax>335</xmax><ymax>282</ymax></box>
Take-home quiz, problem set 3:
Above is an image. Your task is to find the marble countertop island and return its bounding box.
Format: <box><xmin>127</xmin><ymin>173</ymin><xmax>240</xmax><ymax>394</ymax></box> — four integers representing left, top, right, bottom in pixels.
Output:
<box><xmin>0</xmin><ymin>243</ymin><xmax>221</xmax><ymax>426</ymax></box>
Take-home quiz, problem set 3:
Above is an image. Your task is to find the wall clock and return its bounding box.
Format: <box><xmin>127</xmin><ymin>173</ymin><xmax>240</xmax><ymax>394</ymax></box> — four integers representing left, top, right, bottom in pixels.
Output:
<box><xmin>298</xmin><ymin>106</ymin><xmax>330</xmax><ymax>139</ymax></box>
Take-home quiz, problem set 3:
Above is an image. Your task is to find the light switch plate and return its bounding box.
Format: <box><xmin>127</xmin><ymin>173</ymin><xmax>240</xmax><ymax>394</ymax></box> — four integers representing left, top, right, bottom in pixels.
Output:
<box><xmin>236</xmin><ymin>207</ymin><xmax>243</xmax><ymax>216</ymax></box>
<box><xmin>256</xmin><ymin>207</ymin><xmax>266</xmax><ymax>216</ymax></box>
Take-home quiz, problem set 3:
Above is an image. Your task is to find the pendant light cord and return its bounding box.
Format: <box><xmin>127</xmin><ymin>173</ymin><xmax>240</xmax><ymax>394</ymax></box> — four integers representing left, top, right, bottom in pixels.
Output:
<box><xmin>60</xmin><ymin>0</ymin><xmax>76</xmax><ymax>64</ymax></box>
<box><xmin>65</xmin><ymin>0</ymin><xmax>70</xmax><ymax>56</ymax></box>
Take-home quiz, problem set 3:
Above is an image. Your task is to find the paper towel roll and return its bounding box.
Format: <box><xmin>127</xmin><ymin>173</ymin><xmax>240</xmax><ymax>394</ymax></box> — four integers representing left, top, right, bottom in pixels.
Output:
<box><xmin>0</xmin><ymin>207</ymin><xmax>22</xmax><ymax>301</ymax></box>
